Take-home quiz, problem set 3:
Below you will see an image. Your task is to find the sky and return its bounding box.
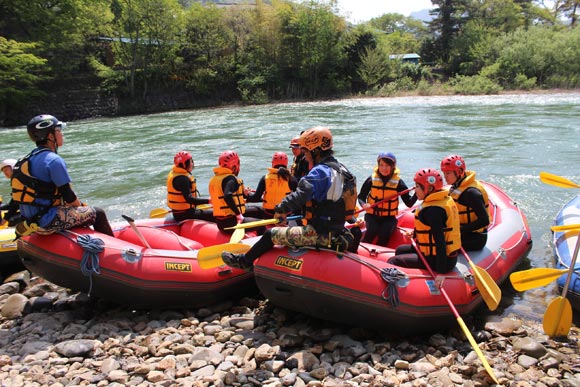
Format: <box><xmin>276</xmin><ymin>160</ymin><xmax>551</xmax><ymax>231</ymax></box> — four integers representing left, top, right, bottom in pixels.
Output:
<box><xmin>335</xmin><ymin>0</ymin><xmax>434</xmax><ymax>22</ymax></box>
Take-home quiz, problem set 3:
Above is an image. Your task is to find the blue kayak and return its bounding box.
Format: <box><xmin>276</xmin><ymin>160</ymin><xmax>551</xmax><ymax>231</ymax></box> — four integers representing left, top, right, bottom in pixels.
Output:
<box><xmin>553</xmin><ymin>194</ymin><xmax>580</xmax><ymax>312</ymax></box>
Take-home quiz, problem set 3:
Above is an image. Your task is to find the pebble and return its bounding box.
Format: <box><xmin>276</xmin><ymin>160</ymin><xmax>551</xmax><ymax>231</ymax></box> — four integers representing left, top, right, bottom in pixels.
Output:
<box><xmin>0</xmin><ymin>272</ymin><xmax>578</xmax><ymax>387</ymax></box>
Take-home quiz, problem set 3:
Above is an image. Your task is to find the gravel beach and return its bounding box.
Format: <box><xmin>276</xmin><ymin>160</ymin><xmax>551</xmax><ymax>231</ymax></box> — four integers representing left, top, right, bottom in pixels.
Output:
<box><xmin>0</xmin><ymin>270</ymin><xmax>579</xmax><ymax>387</ymax></box>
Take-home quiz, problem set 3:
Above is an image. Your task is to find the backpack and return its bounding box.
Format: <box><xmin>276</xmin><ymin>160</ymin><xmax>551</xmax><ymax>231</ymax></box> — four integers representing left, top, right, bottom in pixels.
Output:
<box><xmin>325</xmin><ymin>161</ymin><xmax>358</xmax><ymax>223</ymax></box>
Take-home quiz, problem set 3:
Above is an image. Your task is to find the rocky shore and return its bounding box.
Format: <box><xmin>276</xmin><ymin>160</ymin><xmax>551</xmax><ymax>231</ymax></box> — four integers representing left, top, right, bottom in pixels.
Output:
<box><xmin>0</xmin><ymin>270</ymin><xmax>578</xmax><ymax>387</ymax></box>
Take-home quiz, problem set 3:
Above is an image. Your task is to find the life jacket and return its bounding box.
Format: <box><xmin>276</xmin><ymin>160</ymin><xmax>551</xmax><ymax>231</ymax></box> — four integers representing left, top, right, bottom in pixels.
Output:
<box><xmin>414</xmin><ymin>189</ymin><xmax>461</xmax><ymax>258</ymax></box>
<box><xmin>11</xmin><ymin>148</ymin><xmax>62</xmax><ymax>207</ymax></box>
<box><xmin>208</xmin><ymin>166</ymin><xmax>245</xmax><ymax>217</ymax></box>
<box><xmin>449</xmin><ymin>171</ymin><xmax>490</xmax><ymax>233</ymax></box>
<box><xmin>367</xmin><ymin>167</ymin><xmax>400</xmax><ymax>216</ymax></box>
<box><xmin>166</xmin><ymin>165</ymin><xmax>199</xmax><ymax>211</ymax></box>
<box><xmin>305</xmin><ymin>159</ymin><xmax>357</xmax><ymax>233</ymax></box>
<box><xmin>263</xmin><ymin>167</ymin><xmax>292</xmax><ymax>210</ymax></box>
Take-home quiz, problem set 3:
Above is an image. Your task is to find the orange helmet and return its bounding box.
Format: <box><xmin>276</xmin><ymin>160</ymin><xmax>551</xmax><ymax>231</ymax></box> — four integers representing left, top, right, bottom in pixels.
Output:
<box><xmin>440</xmin><ymin>155</ymin><xmax>466</xmax><ymax>175</ymax></box>
<box><xmin>272</xmin><ymin>152</ymin><xmax>288</xmax><ymax>168</ymax></box>
<box><xmin>299</xmin><ymin>126</ymin><xmax>333</xmax><ymax>151</ymax></box>
<box><xmin>289</xmin><ymin>136</ymin><xmax>300</xmax><ymax>149</ymax></box>
<box><xmin>174</xmin><ymin>151</ymin><xmax>193</xmax><ymax>169</ymax></box>
<box><xmin>414</xmin><ymin>168</ymin><xmax>443</xmax><ymax>191</ymax></box>
<box><xmin>219</xmin><ymin>150</ymin><xmax>240</xmax><ymax>172</ymax></box>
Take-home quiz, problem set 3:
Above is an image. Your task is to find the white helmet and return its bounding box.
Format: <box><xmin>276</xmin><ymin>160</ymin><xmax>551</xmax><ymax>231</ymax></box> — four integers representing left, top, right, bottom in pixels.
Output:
<box><xmin>0</xmin><ymin>159</ymin><xmax>16</xmax><ymax>170</ymax></box>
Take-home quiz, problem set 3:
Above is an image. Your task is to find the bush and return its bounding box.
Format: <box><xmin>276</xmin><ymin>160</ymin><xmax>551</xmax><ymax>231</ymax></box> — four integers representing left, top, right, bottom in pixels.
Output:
<box><xmin>450</xmin><ymin>75</ymin><xmax>502</xmax><ymax>95</ymax></box>
<box><xmin>512</xmin><ymin>74</ymin><xmax>536</xmax><ymax>90</ymax></box>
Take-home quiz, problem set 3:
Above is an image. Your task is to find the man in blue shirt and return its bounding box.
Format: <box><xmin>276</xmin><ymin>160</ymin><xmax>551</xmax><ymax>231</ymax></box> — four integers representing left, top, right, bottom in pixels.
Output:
<box><xmin>12</xmin><ymin>114</ymin><xmax>114</xmax><ymax>237</ymax></box>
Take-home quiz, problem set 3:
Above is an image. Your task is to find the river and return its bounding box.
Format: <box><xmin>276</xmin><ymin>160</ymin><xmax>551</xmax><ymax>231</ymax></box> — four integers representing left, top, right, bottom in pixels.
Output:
<box><xmin>1</xmin><ymin>91</ymin><xmax>579</xmax><ymax>323</ymax></box>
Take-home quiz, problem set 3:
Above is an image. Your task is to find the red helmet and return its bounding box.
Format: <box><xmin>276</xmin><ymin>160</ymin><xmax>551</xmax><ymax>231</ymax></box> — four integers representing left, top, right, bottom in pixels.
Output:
<box><xmin>219</xmin><ymin>150</ymin><xmax>240</xmax><ymax>172</ymax></box>
<box><xmin>174</xmin><ymin>151</ymin><xmax>193</xmax><ymax>169</ymax></box>
<box><xmin>414</xmin><ymin>168</ymin><xmax>444</xmax><ymax>191</ymax></box>
<box><xmin>272</xmin><ymin>152</ymin><xmax>288</xmax><ymax>168</ymax></box>
<box><xmin>440</xmin><ymin>155</ymin><xmax>466</xmax><ymax>175</ymax></box>
<box><xmin>289</xmin><ymin>136</ymin><xmax>300</xmax><ymax>148</ymax></box>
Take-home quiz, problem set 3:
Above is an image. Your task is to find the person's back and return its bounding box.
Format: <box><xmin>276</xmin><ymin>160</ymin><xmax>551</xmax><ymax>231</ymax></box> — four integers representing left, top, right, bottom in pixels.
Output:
<box><xmin>209</xmin><ymin>150</ymin><xmax>263</xmax><ymax>233</ymax></box>
<box><xmin>167</xmin><ymin>151</ymin><xmax>212</xmax><ymax>222</ymax></box>
<box><xmin>247</xmin><ymin>152</ymin><xmax>298</xmax><ymax>219</ymax></box>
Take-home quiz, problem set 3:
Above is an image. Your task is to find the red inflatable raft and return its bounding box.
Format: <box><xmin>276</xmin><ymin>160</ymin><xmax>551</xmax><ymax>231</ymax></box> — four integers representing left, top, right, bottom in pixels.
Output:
<box><xmin>18</xmin><ymin>218</ymin><xmax>258</xmax><ymax>308</ymax></box>
<box><xmin>251</xmin><ymin>181</ymin><xmax>533</xmax><ymax>332</ymax></box>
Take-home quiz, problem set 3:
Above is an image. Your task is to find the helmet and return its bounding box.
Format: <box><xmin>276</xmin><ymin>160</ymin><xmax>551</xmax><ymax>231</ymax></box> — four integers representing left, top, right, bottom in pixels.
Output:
<box><xmin>27</xmin><ymin>114</ymin><xmax>63</xmax><ymax>142</ymax></box>
<box><xmin>299</xmin><ymin>126</ymin><xmax>333</xmax><ymax>151</ymax></box>
<box><xmin>0</xmin><ymin>159</ymin><xmax>16</xmax><ymax>170</ymax></box>
<box><xmin>289</xmin><ymin>136</ymin><xmax>300</xmax><ymax>148</ymax></box>
<box><xmin>377</xmin><ymin>152</ymin><xmax>396</xmax><ymax>166</ymax></box>
<box><xmin>272</xmin><ymin>152</ymin><xmax>288</xmax><ymax>168</ymax></box>
<box><xmin>174</xmin><ymin>151</ymin><xmax>193</xmax><ymax>169</ymax></box>
<box><xmin>414</xmin><ymin>168</ymin><xmax>444</xmax><ymax>191</ymax></box>
<box><xmin>219</xmin><ymin>150</ymin><xmax>240</xmax><ymax>171</ymax></box>
<box><xmin>440</xmin><ymin>155</ymin><xmax>466</xmax><ymax>175</ymax></box>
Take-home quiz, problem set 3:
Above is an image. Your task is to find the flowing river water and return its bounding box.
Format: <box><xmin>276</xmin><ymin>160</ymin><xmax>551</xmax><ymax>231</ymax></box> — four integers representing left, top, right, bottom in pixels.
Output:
<box><xmin>1</xmin><ymin>91</ymin><xmax>579</xmax><ymax>324</ymax></box>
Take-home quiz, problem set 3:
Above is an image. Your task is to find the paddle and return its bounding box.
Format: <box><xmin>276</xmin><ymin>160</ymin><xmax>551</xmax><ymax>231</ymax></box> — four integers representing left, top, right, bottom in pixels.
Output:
<box><xmin>509</xmin><ymin>268</ymin><xmax>568</xmax><ymax>291</ymax></box>
<box><xmin>410</xmin><ymin>239</ymin><xmax>499</xmax><ymax>384</ymax></box>
<box><xmin>226</xmin><ymin>215</ymin><xmax>302</xmax><ymax>230</ymax></box>
<box><xmin>149</xmin><ymin>204</ymin><xmax>212</xmax><ymax>218</ymax></box>
<box><xmin>197</xmin><ymin>242</ymin><xmax>251</xmax><ymax>269</ymax></box>
<box><xmin>461</xmin><ymin>247</ymin><xmax>501</xmax><ymax>311</ymax></box>
<box><xmin>539</xmin><ymin>171</ymin><xmax>580</xmax><ymax>189</ymax></box>
<box><xmin>354</xmin><ymin>187</ymin><xmax>414</xmax><ymax>215</ymax></box>
<box><xmin>543</xmin><ymin>227</ymin><xmax>579</xmax><ymax>337</ymax></box>
<box><xmin>551</xmin><ymin>224</ymin><xmax>580</xmax><ymax>232</ymax></box>
<box><xmin>122</xmin><ymin>215</ymin><xmax>152</xmax><ymax>249</ymax></box>
<box><xmin>228</xmin><ymin>215</ymin><xmax>303</xmax><ymax>243</ymax></box>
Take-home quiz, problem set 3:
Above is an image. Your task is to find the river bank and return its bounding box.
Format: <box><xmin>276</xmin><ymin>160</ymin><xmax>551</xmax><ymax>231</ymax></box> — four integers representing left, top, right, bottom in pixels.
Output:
<box><xmin>0</xmin><ymin>270</ymin><xmax>578</xmax><ymax>387</ymax></box>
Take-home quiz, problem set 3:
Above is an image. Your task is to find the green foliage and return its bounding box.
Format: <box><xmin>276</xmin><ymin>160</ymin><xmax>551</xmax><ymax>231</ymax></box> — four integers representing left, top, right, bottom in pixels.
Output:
<box><xmin>0</xmin><ymin>37</ymin><xmax>47</xmax><ymax>115</ymax></box>
<box><xmin>449</xmin><ymin>74</ymin><xmax>502</xmax><ymax>94</ymax></box>
<box><xmin>2</xmin><ymin>0</ymin><xmax>580</xmax><ymax>118</ymax></box>
<box><xmin>357</xmin><ymin>47</ymin><xmax>388</xmax><ymax>88</ymax></box>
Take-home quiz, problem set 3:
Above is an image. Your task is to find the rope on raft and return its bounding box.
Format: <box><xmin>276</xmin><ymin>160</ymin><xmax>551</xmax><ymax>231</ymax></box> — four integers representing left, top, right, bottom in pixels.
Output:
<box><xmin>77</xmin><ymin>234</ymin><xmax>105</xmax><ymax>296</ymax></box>
<box><xmin>380</xmin><ymin>267</ymin><xmax>407</xmax><ymax>307</ymax></box>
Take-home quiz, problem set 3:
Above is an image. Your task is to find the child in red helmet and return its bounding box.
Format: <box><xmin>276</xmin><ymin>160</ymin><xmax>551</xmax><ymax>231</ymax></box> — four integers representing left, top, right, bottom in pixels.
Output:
<box><xmin>246</xmin><ymin>152</ymin><xmax>298</xmax><ymax>219</ymax></box>
<box><xmin>440</xmin><ymin>154</ymin><xmax>490</xmax><ymax>251</ymax></box>
<box><xmin>208</xmin><ymin>150</ymin><xmax>264</xmax><ymax>233</ymax></box>
<box><xmin>166</xmin><ymin>151</ymin><xmax>213</xmax><ymax>222</ymax></box>
<box><xmin>388</xmin><ymin>168</ymin><xmax>461</xmax><ymax>287</ymax></box>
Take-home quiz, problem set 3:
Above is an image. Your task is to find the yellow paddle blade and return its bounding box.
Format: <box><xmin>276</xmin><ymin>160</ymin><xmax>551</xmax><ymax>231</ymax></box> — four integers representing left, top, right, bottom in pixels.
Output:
<box><xmin>457</xmin><ymin>317</ymin><xmax>499</xmax><ymax>385</ymax></box>
<box><xmin>230</xmin><ymin>228</ymin><xmax>245</xmax><ymax>243</ymax></box>
<box><xmin>509</xmin><ymin>268</ymin><xmax>568</xmax><ymax>291</ymax></box>
<box><xmin>149</xmin><ymin>204</ymin><xmax>212</xmax><ymax>218</ymax></box>
<box><xmin>225</xmin><ymin>218</ymin><xmax>280</xmax><ymax>230</ymax></box>
<box><xmin>469</xmin><ymin>263</ymin><xmax>501</xmax><ymax>311</ymax></box>
<box><xmin>543</xmin><ymin>296</ymin><xmax>573</xmax><ymax>337</ymax></box>
<box><xmin>197</xmin><ymin>243</ymin><xmax>250</xmax><ymax>270</ymax></box>
<box><xmin>539</xmin><ymin>172</ymin><xmax>580</xmax><ymax>189</ymax></box>
<box><xmin>551</xmin><ymin>224</ymin><xmax>580</xmax><ymax>232</ymax></box>
<box><xmin>149</xmin><ymin>208</ymin><xmax>170</xmax><ymax>218</ymax></box>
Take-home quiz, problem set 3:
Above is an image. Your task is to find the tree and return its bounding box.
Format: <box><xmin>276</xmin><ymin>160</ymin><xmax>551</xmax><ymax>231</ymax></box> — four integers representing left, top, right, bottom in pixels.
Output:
<box><xmin>0</xmin><ymin>37</ymin><xmax>46</xmax><ymax>118</ymax></box>
<box><xmin>357</xmin><ymin>46</ymin><xmax>388</xmax><ymax>89</ymax></box>
<box><xmin>110</xmin><ymin>0</ymin><xmax>184</xmax><ymax>98</ymax></box>
<box><xmin>425</xmin><ymin>0</ymin><xmax>471</xmax><ymax>73</ymax></box>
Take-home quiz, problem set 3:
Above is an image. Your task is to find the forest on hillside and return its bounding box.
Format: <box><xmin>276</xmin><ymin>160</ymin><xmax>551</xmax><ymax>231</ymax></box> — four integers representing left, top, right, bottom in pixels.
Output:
<box><xmin>1</xmin><ymin>0</ymin><xmax>579</xmax><ymax>123</ymax></box>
